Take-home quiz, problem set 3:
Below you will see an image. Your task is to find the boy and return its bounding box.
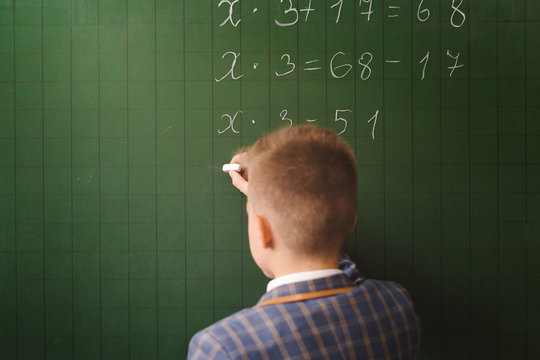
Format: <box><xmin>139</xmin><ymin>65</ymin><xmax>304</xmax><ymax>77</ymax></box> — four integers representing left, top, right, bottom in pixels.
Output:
<box><xmin>188</xmin><ymin>125</ymin><xmax>421</xmax><ymax>359</ymax></box>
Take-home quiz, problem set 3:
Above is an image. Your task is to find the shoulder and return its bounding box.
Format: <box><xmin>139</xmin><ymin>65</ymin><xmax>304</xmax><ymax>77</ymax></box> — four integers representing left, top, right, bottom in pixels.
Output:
<box><xmin>354</xmin><ymin>278</ymin><xmax>416</xmax><ymax>310</ymax></box>
<box><xmin>360</xmin><ymin>278</ymin><xmax>413</xmax><ymax>298</ymax></box>
<box><xmin>188</xmin><ymin>307</ymin><xmax>268</xmax><ymax>360</ymax></box>
<box><xmin>353</xmin><ymin>279</ymin><xmax>421</xmax><ymax>331</ymax></box>
<box><xmin>188</xmin><ymin>328</ymin><xmax>230</xmax><ymax>360</ymax></box>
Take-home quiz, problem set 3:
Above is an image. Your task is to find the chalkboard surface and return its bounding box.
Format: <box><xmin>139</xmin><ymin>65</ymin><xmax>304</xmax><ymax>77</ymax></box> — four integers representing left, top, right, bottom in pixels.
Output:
<box><xmin>1</xmin><ymin>0</ymin><xmax>539</xmax><ymax>359</ymax></box>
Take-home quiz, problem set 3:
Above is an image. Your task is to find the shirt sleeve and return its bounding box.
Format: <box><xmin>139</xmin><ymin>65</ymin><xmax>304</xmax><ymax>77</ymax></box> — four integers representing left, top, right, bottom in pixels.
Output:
<box><xmin>338</xmin><ymin>252</ymin><xmax>365</xmax><ymax>285</ymax></box>
<box><xmin>188</xmin><ymin>330</ymin><xmax>231</xmax><ymax>360</ymax></box>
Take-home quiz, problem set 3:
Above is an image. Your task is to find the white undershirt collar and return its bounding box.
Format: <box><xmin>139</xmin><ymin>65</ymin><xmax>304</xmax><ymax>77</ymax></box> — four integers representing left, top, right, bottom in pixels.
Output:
<box><xmin>266</xmin><ymin>269</ymin><xmax>344</xmax><ymax>292</ymax></box>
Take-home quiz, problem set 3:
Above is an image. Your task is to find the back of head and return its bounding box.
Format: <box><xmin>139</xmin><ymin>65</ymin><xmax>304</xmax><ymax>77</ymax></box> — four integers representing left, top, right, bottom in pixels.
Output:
<box><xmin>247</xmin><ymin>125</ymin><xmax>357</xmax><ymax>256</ymax></box>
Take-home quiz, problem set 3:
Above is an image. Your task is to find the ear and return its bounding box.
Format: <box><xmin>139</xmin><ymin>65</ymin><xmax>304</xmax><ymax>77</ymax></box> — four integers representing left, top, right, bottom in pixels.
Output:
<box><xmin>253</xmin><ymin>213</ymin><xmax>274</xmax><ymax>249</ymax></box>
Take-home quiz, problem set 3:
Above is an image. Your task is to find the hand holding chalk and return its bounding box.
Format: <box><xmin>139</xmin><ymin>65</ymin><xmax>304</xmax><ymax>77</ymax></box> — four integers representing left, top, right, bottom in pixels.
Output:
<box><xmin>222</xmin><ymin>163</ymin><xmax>241</xmax><ymax>172</ymax></box>
<box><xmin>226</xmin><ymin>153</ymin><xmax>248</xmax><ymax>196</ymax></box>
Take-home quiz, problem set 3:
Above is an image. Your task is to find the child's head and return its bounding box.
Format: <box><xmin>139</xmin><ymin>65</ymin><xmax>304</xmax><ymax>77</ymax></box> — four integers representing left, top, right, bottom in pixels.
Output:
<box><xmin>245</xmin><ymin>125</ymin><xmax>357</xmax><ymax>259</ymax></box>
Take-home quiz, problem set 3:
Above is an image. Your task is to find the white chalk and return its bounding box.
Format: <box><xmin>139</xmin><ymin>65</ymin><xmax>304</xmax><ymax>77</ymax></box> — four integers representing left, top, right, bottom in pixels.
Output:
<box><xmin>222</xmin><ymin>163</ymin><xmax>242</xmax><ymax>173</ymax></box>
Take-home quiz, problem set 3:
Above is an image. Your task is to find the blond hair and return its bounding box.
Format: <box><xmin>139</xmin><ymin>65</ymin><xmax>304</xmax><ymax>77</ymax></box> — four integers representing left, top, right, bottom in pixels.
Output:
<box><xmin>245</xmin><ymin>125</ymin><xmax>357</xmax><ymax>256</ymax></box>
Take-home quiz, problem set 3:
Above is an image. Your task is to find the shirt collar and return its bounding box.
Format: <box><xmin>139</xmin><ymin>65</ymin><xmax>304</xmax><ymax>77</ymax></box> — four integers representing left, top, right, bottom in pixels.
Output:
<box><xmin>266</xmin><ymin>269</ymin><xmax>344</xmax><ymax>292</ymax></box>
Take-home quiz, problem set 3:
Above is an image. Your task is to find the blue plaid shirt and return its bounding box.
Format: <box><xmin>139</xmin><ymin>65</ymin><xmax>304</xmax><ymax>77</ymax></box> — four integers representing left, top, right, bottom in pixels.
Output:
<box><xmin>188</xmin><ymin>257</ymin><xmax>421</xmax><ymax>359</ymax></box>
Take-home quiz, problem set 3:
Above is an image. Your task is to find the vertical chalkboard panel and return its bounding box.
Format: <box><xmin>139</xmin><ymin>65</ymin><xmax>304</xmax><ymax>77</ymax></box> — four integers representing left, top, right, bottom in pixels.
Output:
<box><xmin>0</xmin><ymin>0</ymin><xmax>539</xmax><ymax>359</ymax></box>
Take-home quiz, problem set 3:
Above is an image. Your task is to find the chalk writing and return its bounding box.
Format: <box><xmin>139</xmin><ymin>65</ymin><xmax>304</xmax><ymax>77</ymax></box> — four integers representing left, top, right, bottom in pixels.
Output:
<box><xmin>275</xmin><ymin>0</ymin><xmax>299</xmax><ymax>27</ymax></box>
<box><xmin>213</xmin><ymin>1</ymin><xmax>468</xmax><ymax>139</ymax></box>
<box><xmin>304</xmin><ymin>59</ymin><xmax>322</xmax><ymax>71</ymax></box>
<box><xmin>446</xmin><ymin>50</ymin><xmax>464</xmax><ymax>76</ymax></box>
<box><xmin>215</xmin><ymin>108</ymin><xmax>385</xmax><ymax>141</ymax></box>
<box><xmin>387</xmin><ymin>5</ymin><xmax>400</xmax><ymax>18</ymax></box>
<box><xmin>330</xmin><ymin>52</ymin><xmax>353</xmax><ymax>79</ymax></box>
<box><xmin>300</xmin><ymin>0</ymin><xmax>316</xmax><ymax>22</ymax></box>
<box><xmin>358</xmin><ymin>52</ymin><xmax>373</xmax><ymax>80</ymax></box>
<box><xmin>331</xmin><ymin>0</ymin><xmax>344</xmax><ymax>23</ymax></box>
<box><xmin>214</xmin><ymin>1</ymin><xmax>465</xmax><ymax>27</ymax></box>
<box><xmin>216</xmin><ymin>50</ymin><xmax>465</xmax><ymax>81</ymax></box>
<box><xmin>420</xmin><ymin>51</ymin><xmax>430</xmax><ymax>80</ymax></box>
<box><xmin>450</xmin><ymin>0</ymin><xmax>466</xmax><ymax>28</ymax></box>
<box><xmin>417</xmin><ymin>0</ymin><xmax>430</xmax><ymax>22</ymax></box>
<box><xmin>280</xmin><ymin>109</ymin><xmax>293</xmax><ymax>128</ymax></box>
<box><xmin>218</xmin><ymin>111</ymin><xmax>242</xmax><ymax>134</ymax></box>
<box><xmin>275</xmin><ymin>54</ymin><xmax>296</xmax><ymax>77</ymax></box>
<box><xmin>360</xmin><ymin>0</ymin><xmax>374</xmax><ymax>21</ymax></box>
<box><xmin>218</xmin><ymin>0</ymin><xmax>241</xmax><ymax>27</ymax></box>
<box><xmin>368</xmin><ymin>110</ymin><xmax>379</xmax><ymax>140</ymax></box>
<box><xmin>334</xmin><ymin>109</ymin><xmax>351</xmax><ymax>135</ymax></box>
<box><xmin>215</xmin><ymin>51</ymin><xmax>243</xmax><ymax>82</ymax></box>
<box><xmin>216</xmin><ymin>108</ymin><xmax>381</xmax><ymax>138</ymax></box>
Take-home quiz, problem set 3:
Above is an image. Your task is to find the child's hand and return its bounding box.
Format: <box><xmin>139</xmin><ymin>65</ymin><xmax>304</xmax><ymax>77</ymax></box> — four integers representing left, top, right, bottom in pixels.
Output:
<box><xmin>229</xmin><ymin>152</ymin><xmax>248</xmax><ymax>196</ymax></box>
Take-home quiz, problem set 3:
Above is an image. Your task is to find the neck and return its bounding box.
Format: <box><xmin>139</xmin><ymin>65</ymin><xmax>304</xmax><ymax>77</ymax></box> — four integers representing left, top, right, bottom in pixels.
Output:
<box><xmin>268</xmin><ymin>252</ymin><xmax>340</xmax><ymax>279</ymax></box>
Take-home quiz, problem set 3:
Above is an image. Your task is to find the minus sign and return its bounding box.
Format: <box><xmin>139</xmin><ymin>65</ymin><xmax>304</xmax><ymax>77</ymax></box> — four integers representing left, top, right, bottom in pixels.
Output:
<box><xmin>385</xmin><ymin>60</ymin><xmax>401</xmax><ymax>63</ymax></box>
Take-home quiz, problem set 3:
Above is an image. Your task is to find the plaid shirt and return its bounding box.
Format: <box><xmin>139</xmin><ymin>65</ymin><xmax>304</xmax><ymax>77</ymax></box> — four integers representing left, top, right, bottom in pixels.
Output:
<box><xmin>188</xmin><ymin>258</ymin><xmax>421</xmax><ymax>359</ymax></box>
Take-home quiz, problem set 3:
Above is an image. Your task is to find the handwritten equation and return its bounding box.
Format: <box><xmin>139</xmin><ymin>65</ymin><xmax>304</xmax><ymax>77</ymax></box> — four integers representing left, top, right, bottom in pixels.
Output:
<box><xmin>215</xmin><ymin>0</ymin><xmax>468</xmax><ymax>138</ymax></box>
<box><xmin>218</xmin><ymin>108</ymin><xmax>379</xmax><ymax>139</ymax></box>
<box><xmin>215</xmin><ymin>50</ymin><xmax>465</xmax><ymax>82</ymax></box>
<box><xmin>219</xmin><ymin>0</ymin><xmax>466</xmax><ymax>28</ymax></box>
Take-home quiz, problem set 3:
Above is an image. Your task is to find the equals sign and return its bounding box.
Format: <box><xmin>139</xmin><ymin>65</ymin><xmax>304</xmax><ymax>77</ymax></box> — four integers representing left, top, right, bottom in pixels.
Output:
<box><xmin>304</xmin><ymin>59</ymin><xmax>322</xmax><ymax>71</ymax></box>
<box><xmin>388</xmin><ymin>6</ymin><xmax>400</xmax><ymax>18</ymax></box>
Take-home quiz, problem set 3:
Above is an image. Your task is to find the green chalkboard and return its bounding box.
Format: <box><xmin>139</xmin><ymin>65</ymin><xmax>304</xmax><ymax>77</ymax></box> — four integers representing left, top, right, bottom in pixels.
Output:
<box><xmin>1</xmin><ymin>0</ymin><xmax>539</xmax><ymax>359</ymax></box>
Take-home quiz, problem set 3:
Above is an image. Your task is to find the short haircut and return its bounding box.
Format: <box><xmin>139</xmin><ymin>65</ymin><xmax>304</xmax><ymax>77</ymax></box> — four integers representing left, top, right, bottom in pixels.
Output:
<box><xmin>246</xmin><ymin>125</ymin><xmax>357</xmax><ymax>255</ymax></box>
